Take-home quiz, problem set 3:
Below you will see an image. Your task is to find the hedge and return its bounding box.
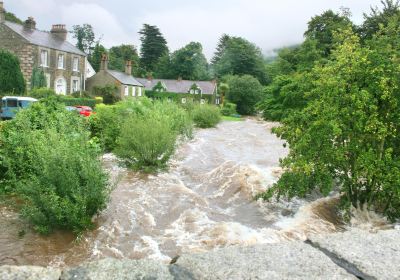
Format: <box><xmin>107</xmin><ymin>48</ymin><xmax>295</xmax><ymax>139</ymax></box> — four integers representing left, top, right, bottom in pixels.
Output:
<box><xmin>145</xmin><ymin>91</ymin><xmax>214</xmax><ymax>103</ymax></box>
<box><xmin>59</xmin><ymin>97</ymin><xmax>97</xmax><ymax>108</ymax></box>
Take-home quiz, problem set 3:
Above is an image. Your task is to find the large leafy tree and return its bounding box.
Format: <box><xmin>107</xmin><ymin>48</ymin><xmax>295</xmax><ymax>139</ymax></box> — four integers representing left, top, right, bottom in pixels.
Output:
<box><xmin>109</xmin><ymin>45</ymin><xmax>140</xmax><ymax>76</ymax></box>
<box><xmin>212</xmin><ymin>36</ymin><xmax>268</xmax><ymax>84</ymax></box>
<box><xmin>262</xmin><ymin>24</ymin><xmax>400</xmax><ymax>220</ymax></box>
<box><xmin>71</xmin><ymin>24</ymin><xmax>97</xmax><ymax>55</ymax></box>
<box><xmin>139</xmin><ymin>24</ymin><xmax>169</xmax><ymax>73</ymax></box>
<box><xmin>0</xmin><ymin>50</ymin><xmax>25</xmax><ymax>94</ymax></box>
<box><xmin>359</xmin><ymin>0</ymin><xmax>400</xmax><ymax>40</ymax></box>
<box><xmin>169</xmin><ymin>42</ymin><xmax>210</xmax><ymax>80</ymax></box>
<box><xmin>304</xmin><ymin>10</ymin><xmax>353</xmax><ymax>56</ymax></box>
<box><xmin>224</xmin><ymin>75</ymin><xmax>264</xmax><ymax>115</ymax></box>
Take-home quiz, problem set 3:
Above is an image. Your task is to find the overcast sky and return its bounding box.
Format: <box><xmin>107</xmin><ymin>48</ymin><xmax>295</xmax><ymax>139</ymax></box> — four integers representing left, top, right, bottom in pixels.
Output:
<box><xmin>5</xmin><ymin>0</ymin><xmax>383</xmax><ymax>60</ymax></box>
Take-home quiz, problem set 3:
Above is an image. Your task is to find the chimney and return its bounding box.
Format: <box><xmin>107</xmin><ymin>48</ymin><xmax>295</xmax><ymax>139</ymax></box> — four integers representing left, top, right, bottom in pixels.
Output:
<box><xmin>51</xmin><ymin>24</ymin><xmax>67</xmax><ymax>41</ymax></box>
<box><xmin>100</xmin><ymin>53</ymin><xmax>108</xmax><ymax>71</ymax></box>
<box><xmin>125</xmin><ymin>60</ymin><xmax>132</xmax><ymax>75</ymax></box>
<box><xmin>177</xmin><ymin>76</ymin><xmax>182</xmax><ymax>82</ymax></box>
<box><xmin>146</xmin><ymin>73</ymin><xmax>153</xmax><ymax>81</ymax></box>
<box><xmin>24</xmin><ymin>17</ymin><xmax>36</xmax><ymax>31</ymax></box>
<box><xmin>0</xmin><ymin>2</ymin><xmax>5</xmax><ymax>24</ymax></box>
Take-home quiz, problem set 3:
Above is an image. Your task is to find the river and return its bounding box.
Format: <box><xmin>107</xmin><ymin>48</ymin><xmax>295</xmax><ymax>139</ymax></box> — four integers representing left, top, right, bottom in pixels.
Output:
<box><xmin>0</xmin><ymin>118</ymin><xmax>343</xmax><ymax>267</ymax></box>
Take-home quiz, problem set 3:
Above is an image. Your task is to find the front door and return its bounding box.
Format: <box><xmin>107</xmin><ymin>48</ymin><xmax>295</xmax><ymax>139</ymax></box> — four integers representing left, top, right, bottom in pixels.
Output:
<box><xmin>55</xmin><ymin>77</ymin><xmax>66</xmax><ymax>95</ymax></box>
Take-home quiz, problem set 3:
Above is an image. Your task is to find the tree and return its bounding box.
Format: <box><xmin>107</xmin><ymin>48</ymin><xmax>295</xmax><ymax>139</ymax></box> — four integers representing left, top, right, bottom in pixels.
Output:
<box><xmin>5</xmin><ymin>11</ymin><xmax>22</xmax><ymax>24</ymax></box>
<box><xmin>218</xmin><ymin>83</ymin><xmax>229</xmax><ymax>106</ymax></box>
<box><xmin>109</xmin><ymin>45</ymin><xmax>140</xmax><ymax>75</ymax></box>
<box><xmin>0</xmin><ymin>50</ymin><xmax>25</xmax><ymax>94</ymax></box>
<box><xmin>359</xmin><ymin>0</ymin><xmax>400</xmax><ymax>40</ymax></box>
<box><xmin>261</xmin><ymin>26</ymin><xmax>400</xmax><ymax>220</ymax></box>
<box><xmin>71</xmin><ymin>24</ymin><xmax>97</xmax><ymax>55</ymax></box>
<box><xmin>304</xmin><ymin>10</ymin><xmax>353</xmax><ymax>56</ymax></box>
<box><xmin>169</xmin><ymin>42</ymin><xmax>210</xmax><ymax>80</ymax></box>
<box><xmin>212</xmin><ymin>36</ymin><xmax>268</xmax><ymax>84</ymax></box>
<box><xmin>211</xmin><ymin>34</ymin><xmax>231</xmax><ymax>65</ymax></box>
<box><xmin>30</xmin><ymin>67</ymin><xmax>47</xmax><ymax>89</ymax></box>
<box><xmin>139</xmin><ymin>24</ymin><xmax>169</xmax><ymax>73</ymax></box>
<box><xmin>153</xmin><ymin>53</ymin><xmax>172</xmax><ymax>79</ymax></box>
<box><xmin>89</xmin><ymin>43</ymin><xmax>107</xmax><ymax>72</ymax></box>
<box><xmin>224</xmin><ymin>75</ymin><xmax>264</xmax><ymax>115</ymax></box>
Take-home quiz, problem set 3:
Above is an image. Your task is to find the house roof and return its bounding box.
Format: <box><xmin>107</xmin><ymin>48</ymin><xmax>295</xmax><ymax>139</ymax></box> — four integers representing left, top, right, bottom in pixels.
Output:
<box><xmin>135</xmin><ymin>78</ymin><xmax>216</xmax><ymax>95</ymax></box>
<box><xmin>4</xmin><ymin>21</ymin><xmax>86</xmax><ymax>56</ymax></box>
<box><xmin>107</xmin><ymin>70</ymin><xmax>144</xmax><ymax>87</ymax></box>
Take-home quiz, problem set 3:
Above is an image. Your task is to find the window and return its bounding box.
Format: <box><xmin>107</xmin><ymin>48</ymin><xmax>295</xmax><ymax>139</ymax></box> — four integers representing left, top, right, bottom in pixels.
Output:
<box><xmin>181</xmin><ymin>98</ymin><xmax>187</xmax><ymax>104</ymax></box>
<box><xmin>58</xmin><ymin>54</ymin><xmax>64</xmax><ymax>69</ymax></box>
<box><xmin>7</xmin><ymin>99</ymin><xmax>18</xmax><ymax>107</ymax></box>
<box><xmin>40</xmin><ymin>50</ymin><xmax>48</xmax><ymax>67</ymax></box>
<box><xmin>132</xmin><ymin>87</ymin><xmax>136</xmax><ymax>97</ymax></box>
<box><xmin>72</xmin><ymin>79</ymin><xmax>79</xmax><ymax>92</ymax></box>
<box><xmin>45</xmin><ymin>74</ymin><xmax>51</xmax><ymax>88</ymax></box>
<box><xmin>73</xmin><ymin>57</ymin><xmax>79</xmax><ymax>71</ymax></box>
<box><xmin>200</xmin><ymin>99</ymin><xmax>206</xmax><ymax>105</ymax></box>
<box><xmin>138</xmin><ymin>87</ymin><xmax>142</xmax><ymax>97</ymax></box>
<box><xmin>55</xmin><ymin>77</ymin><xmax>66</xmax><ymax>95</ymax></box>
<box><xmin>124</xmin><ymin>86</ymin><xmax>129</xmax><ymax>96</ymax></box>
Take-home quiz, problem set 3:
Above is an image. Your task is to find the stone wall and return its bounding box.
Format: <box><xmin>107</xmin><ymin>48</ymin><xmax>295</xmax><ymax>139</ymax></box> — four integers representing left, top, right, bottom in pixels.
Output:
<box><xmin>1</xmin><ymin>229</ymin><xmax>399</xmax><ymax>280</ymax></box>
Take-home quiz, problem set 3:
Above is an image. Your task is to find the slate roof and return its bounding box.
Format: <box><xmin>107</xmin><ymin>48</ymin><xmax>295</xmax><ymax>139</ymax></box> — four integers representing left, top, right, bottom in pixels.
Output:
<box><xmin>108</xmin><ymin>70</ymin><xmax>144</xmax><ymax>87</ymax></box>
<box><xmin>135</xmin><ymin>78</ymin><xmax>216</xmax><ymax>95</ymax></box>
<box><xmin>4</xmin><ymin>21</ymin><xmax>86</xmax><ymax>56</ymax></box>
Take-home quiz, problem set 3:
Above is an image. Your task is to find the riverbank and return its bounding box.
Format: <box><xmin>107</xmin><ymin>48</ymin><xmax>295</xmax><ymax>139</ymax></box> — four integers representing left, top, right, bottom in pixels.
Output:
<box><xmin>1</xmin><ymin>228</ymin><xmax>398</xmax><ymax>279</ymax></box>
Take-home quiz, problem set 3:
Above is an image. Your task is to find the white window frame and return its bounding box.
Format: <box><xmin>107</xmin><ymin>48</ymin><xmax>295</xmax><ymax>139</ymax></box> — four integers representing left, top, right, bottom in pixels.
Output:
<box><xmin>57</xmin><ymin>54</ymin><xmax>65</xmax><ymax>69</ymax></box>
<box><xmin>124</xmin><ymin>86</ymin><xmax>129</xmax><ymax>96</ymax></box>
<box><xmin>181</xmin><ymin>98</ymin><xmax>187</xmax><ymax>104</ymax></box>
<box><xmin>71</xmin><ymin>78</ymin><xmax>80</xmax><ymax>93</ymax></box>
<box><xmin>132</xmin><ymin>87</ymin><xmax>136</xmax><ymax>97</ymax></box>
<box><xmin>72</xmin><ymin>57</ymin><xmax>79</xmax><ymax>72</ymax></box>
<box><xmin>138</xmin><ymin>87</ymin><xmax>142</xmax><ymax>97</ymax></box>
<box><xmin>40</xmin><ymin>50</ymin><xmax>48</xmax><ymax>67</ymax></box>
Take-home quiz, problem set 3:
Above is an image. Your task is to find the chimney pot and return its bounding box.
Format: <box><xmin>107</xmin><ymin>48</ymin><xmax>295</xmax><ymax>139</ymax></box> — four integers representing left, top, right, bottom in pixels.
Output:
<box><xmin>0</xmin><ymin>2</ymin><xmax>5</xmax><ymax>24</ymax></box>
<box><xmin>24</xmin><ymin>17</ymin><xmax>36</xmax><ymax>31</ymax></box>
<box><xmin>51</xmin><ymin>24</ymin><xmax>68</xmax><ymax>41</ymax></box>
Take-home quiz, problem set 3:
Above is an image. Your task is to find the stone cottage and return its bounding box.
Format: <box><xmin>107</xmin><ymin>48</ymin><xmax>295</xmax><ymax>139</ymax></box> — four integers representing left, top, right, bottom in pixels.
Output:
<box><xmin>136</xmin><ymin>77</ymin><xmax>219</xmax><ymax>104</ymax></box>
<box><xmin>86</xmin><ymin>55</ymin><xmax>144</xmax><ymax>99</ymax></box>
<box><xmin>0</xmin><ymin>1</ymin><xmax>86</xmax><ymax>94</ymax></box>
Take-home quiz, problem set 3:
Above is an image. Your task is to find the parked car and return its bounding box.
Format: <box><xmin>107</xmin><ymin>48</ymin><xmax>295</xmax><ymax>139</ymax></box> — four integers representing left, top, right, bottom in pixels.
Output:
<box><xmin>1</xmin><ymin>96</ymin><xmax>38</xmax><ymax>120</ymax></box>
<box><xmin>75</xmin><ymin>106</ymin><xmax>94</xmax><ymax>117</ymax></box>
<box><xmin>65</xmin><ymin>106</ymin><xmax>79</xmax><ymax>112</ymax></box>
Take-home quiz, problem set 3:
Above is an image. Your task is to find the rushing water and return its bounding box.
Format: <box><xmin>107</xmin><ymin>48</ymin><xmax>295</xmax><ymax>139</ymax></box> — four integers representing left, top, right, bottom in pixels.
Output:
<box><xmin>0</xmin><ymin>119</ymin><xmax>344</xmax><ymax>267</ymax></box>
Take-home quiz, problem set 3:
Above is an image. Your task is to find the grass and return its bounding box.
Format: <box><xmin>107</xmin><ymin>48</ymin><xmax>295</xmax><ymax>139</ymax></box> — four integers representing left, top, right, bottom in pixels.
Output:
<box><xmin>222</xmin><ymin>115</ymin><xmax>244</xmax><ymax>122</ymax></box>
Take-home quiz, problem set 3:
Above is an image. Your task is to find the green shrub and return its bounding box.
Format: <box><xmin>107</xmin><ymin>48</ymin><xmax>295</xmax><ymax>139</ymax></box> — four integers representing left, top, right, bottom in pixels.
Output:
<box><xmin>71</xmin><ymin>91</ymin><xmax>92</xmax><ymax>98</ymax></box>
<box><xmin>59</xmin><ymin>97</ymin><xmax>97</xmax><ymax>108</ymax></box>
<box><xmin>115</xmin><ymin>115</ymin><xmax>178</xmax><ymax>172</ymax></box>
<box><xmin>30</xmin><ymin>67</ymin><xmax>47</xmax><ymax>89</ymax></box>
<box><xmin>29</xmin><ymin>88</ymin><xmax>56</xmax><ymax>99</ymax></box>
<box><xmin>92</xmin><ymin>85</ymin><xmax>120</xmax><ymax>105</ymax></box>
<box><xmin>191</xmin><ymin>104</ymin><xmax>221</xmax><ymax>128</ymax></box>
<box><xmin>220</xmin><ymin>102</ymin><xmax>237</xmax><ymax>116</ymax></box>
<box><xmin>0</xmin><ymin>49</ymin><xmax>25</xmax><ymax>95</ymax></box>
<box><xmin>95</xmin><ymin>96</ymin><xmax>104</xmax><ymax>104</ymax></box>
<box><xmin>0</xmin><ymin>100</ymin><xmax>109</xmax><ymax>234</ymax></box>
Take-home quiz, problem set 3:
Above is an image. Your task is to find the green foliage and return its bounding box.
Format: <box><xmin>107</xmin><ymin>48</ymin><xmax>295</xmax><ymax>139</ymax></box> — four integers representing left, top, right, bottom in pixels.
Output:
<box><xmin>168</xmin><ymin>42</ymin><xmax>210</xmax><ymax>80</ymax></box>
<box><xmin>191</xmin><ymin>105</ymin><xmax>221</xmax><ymax>128</ymax></box>
<box><xmin>212</xmin><ymin>35</ymin><xmax>268</xmax><ymax>84</ymax></box>
<box><xmin>58</xmin><ymin>97</ymin><xmax>97</xmax><ymax>108</ymax></box>
<box><xmin>92</xmin><ymin>85</ymin><xmax>120</xmax><ymax>105</ymax></box>
<box><xmin>0</xmin><ymin>49</ymin><xmax>25</xmax><ymax>95</ymax></box>
<box><xmin>29</xmin><ymin>88</ymin><xmax>56</xmax><ymax>99</ymax></box>
<box><xmin>145</xmin><ymin>91</ymin><xmax>213</xmax><ymax>103</ymax></box>
<box><xmin>71</xmin><ymin>24</ymin><xmax>97</xmax><ymax>55</ymax></box>
<box><xmin>108</xmin><ymin>45</ymin><xmax>140</xmax><ymax>75</ymax></box>
<box><xmin>0</xmin><ymin>100</ymin><xmax>109</xmax><ymax>234</ymax></box>
<box><xmin>224</xmin><ymin>75</ymin><xmax>264</xmax><ymax>115</ymax></box>
<box><xmin>4</xmin><ymin>11</ymin><xmax>23</xmax><ymax>24</ymax></box>
<box><xmin>139</xmin><ymin>24</ymin><xmax>169</xmax><ymax>73</ymax></box>
<box><xmin>30</xmin><ymin>67</ymin><xmax>47</xmax><ymax>89</ymax></box>
<box><xmin>220</xmin><ymin>102</ymin><xmax>237</xmax><ymax>116</ymax></box>
<box><xmin>71</xmin><ymin>91</ymin><xmax>92</xmax><ymax>98</ymax></box>
<box><xmin>261</xmin><ymin>26</ymin><xmax>400</xmax><ymax>220</ymax></box>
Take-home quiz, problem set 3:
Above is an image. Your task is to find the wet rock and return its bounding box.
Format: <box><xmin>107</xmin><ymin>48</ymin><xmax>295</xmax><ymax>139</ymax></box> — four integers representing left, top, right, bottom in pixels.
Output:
<box><xmin>310</xmin><ymin>229</ymin><xmax>400</xmax><ymax>280</ymax></box>
<box><xmin>173</xmin><ymin>241</ymin><xmax>356</xmax><ymax>280</ymax></box>
<box><xmin>60</xmin><ymin>258</ymin><xmax>173</xmax><ymax>280</ymax></box>
<box><xmin>0</xmin><ymin>265</ymin><xmax>61</xmax><ymax>280</ymax></box>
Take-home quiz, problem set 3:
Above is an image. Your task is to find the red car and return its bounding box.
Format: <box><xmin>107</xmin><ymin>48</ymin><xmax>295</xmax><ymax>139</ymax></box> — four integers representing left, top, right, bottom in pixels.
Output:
<box><xmin>75</xmin><ymin>106</ymin><xmax>94</xmax><ymax>117</ymax></box>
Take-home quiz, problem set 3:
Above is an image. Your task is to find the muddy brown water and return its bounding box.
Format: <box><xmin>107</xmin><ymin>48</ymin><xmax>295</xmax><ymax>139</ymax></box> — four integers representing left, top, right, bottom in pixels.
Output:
<box><xmin>0</xmin><ymin>119</ymin><xmax>342</xmax><ymax>267</ymax></box>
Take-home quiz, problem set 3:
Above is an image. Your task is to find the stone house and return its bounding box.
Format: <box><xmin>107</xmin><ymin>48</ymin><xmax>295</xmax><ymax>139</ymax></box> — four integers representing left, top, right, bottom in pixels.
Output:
<box><xmin>135</xmin><ymin>77</ymin><xmax>219</xmax><ymax>104</ymax></box>
<box><xmin>0</xmin><ymin>1</ymin><xmax>86</xmax><ymax>94</ymax></box>
<box><xmin>86</xmin><ymin>55</ymin><xmax>144</xmax><ymax>99</ymax></box>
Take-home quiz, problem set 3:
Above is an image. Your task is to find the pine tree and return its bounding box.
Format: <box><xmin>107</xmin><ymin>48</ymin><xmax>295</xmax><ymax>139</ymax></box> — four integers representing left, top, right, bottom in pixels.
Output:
<box><xmin>139</xmin><ymin>24</ymin><xmax>169</xmax><ymax>73</ymax></box>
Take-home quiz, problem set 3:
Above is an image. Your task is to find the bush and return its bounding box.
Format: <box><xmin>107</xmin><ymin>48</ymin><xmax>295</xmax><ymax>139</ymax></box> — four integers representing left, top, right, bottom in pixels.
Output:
<box><xmin>92</xmin><ymin>85</ymin><xmax>120</xmax><ymax>105</ymax></box>
<box><xmin>191</xmin><ymin>104</ymin><xmax>221</xmax><ymax>128</ymax></box>
<box><xmin>71</xmin><ymin>91</ymin><xmax>92</xmax><ymax>98</ymax></box>
<box><xmin>29</xmin><ymin>88</ymin><xmax>56</xmax><ymax>99</ymax></box>
<box><xmin>0</xmin><ymin>100</ymin><xmax>109</xmax><ymax>234</ymax></box>
<box><xmin>115</xmin><ymin>115</ymin><xmax>178</xmax><ymax>172</ymax></box>
<box><xmin>220</xmin><ymin>102</ymin><xmax>237</xmax><ymax>116</ymax></box>
<box><xmin>224</xmin><ymin>75</ymin><xmax>264</xmax><ymax>115</ymax></box>
<box><xmin>31</xmin><ymin>67</ymin><xmax>47</xmax><ymax>89</ymax></box>
<box><xmin>0</xmin><ymin>49</ymin><xmax>25</xmax><ymax>94</ymax></box>
<box><xmin>59</xmin><ymin>97</ymin><xmax>97</xmax><ymax>108</ymax></box>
